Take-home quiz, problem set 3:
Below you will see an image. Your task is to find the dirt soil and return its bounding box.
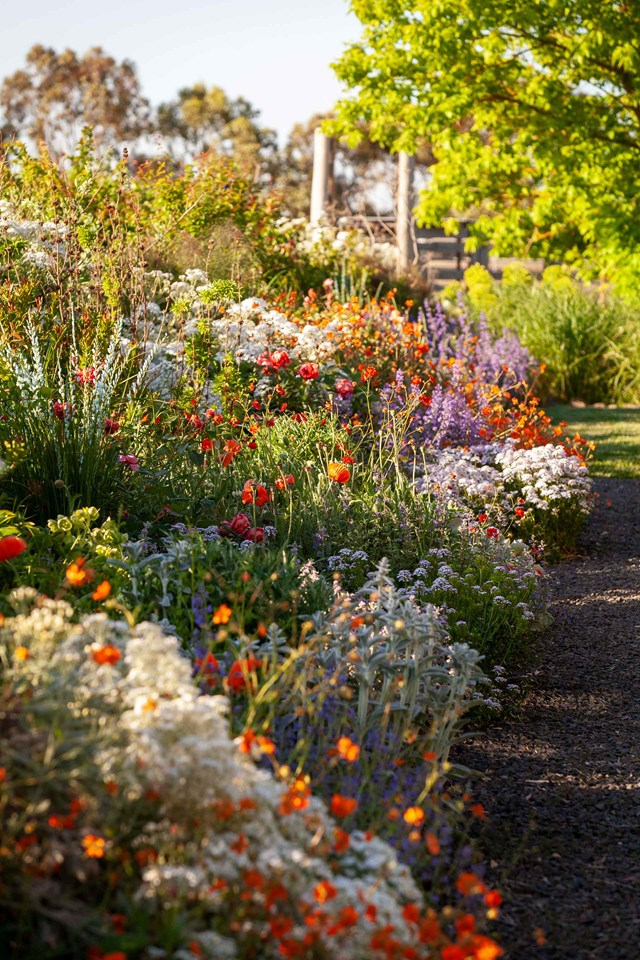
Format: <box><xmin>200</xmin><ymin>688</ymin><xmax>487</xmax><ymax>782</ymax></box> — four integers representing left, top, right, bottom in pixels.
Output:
<box><xmin>457</xmin><ymin>478</ymin><xmax>640</xmax><ymax>960</ymax></box>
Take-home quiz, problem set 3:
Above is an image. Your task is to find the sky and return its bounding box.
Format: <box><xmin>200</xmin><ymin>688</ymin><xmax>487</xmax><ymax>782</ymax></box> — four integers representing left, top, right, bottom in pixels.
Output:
<box><xmin>2</xmin><ymin>0</ymin><xmax>362</xmax><ymax>144</ymax></box>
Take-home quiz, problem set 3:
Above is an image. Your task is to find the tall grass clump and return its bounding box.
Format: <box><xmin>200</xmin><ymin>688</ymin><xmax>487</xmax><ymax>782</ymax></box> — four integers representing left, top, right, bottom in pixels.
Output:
<box><xmin>457</xmin><ymin>264</ymin><xmax>640</xmax><ymax>405</ymax></box>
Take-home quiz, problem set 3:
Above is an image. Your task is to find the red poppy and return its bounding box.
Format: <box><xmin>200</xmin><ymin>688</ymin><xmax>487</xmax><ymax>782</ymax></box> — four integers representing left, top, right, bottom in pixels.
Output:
<box><xmin>275</xmin><ymin>473</ymin><xmax>295</xmax><ymax>490</ymax></box>
<box><xmin>221</xmin><ymin>439</ymin><xmax>241</xmax><ymax>467</ymax></box>
<box><xmin>241</xmin><ymin>481</ymin><xmax>270</xmax><ymax>508</ymax></box>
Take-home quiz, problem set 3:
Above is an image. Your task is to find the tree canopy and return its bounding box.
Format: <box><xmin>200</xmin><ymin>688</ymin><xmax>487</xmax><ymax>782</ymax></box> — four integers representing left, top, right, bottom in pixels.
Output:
<box><xmin>0</xmin><ymin>45</ymin><xmax>150</xmax><ymax>156</ymax></box>
<box><xmin>331</xmin><ymin>0</ymin><xmax>640</xmax><ymax>292</ymax></box>
<box><xmin>156</xmin><ymin>83</ymin><xmax>278</xmax><ymax>175</ymax></box>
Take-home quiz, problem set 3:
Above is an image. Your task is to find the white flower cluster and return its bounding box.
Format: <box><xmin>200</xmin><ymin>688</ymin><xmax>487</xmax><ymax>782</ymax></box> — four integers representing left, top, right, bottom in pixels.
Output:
<box><xmin>495</xmin><ymin>441</ymin><xmax>592</xmax><ymax>513</ymax></box>
<box><xmin>0</xmin><ymin>201</ymin><xmax>68</xmax><ymax>269</ymax></box>
<box><xmin>214</xmin><ymin>297</ymin><xmax>340</xmax><ymax>363</ymax></box>
<box><xmin>4</xmin><ymin>601</ymin><xmax>433</xmax><ymax>960</ymax></box>
<box><xmin>420</xmin><ymin>448</ymin><xmax>504</xmax><ymax>504</ymax></box>
<box><xmin>277</xmin><ymin>217</ymin><xmax>398</xmax><ymax>274</ymax></box>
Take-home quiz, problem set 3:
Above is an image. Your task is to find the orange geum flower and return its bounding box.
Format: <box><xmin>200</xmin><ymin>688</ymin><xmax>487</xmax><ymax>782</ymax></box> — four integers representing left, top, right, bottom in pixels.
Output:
<box><xmin>455</xmin><ymin>913</ymin><xmax>476</xmax><ymax>936</ymax></box>
<box><xmin>313</xmin><ymin>880</ymin><xmax>337</xmax><ymax>903</ymax></box>
<box><xmin>91</xmin><ymin>580</ymin><xmax>111</xmax><ymax>601</ymax></box>
<box><xmin>212</xmin><ymin>603</ymin><xmax>232</xmax><ymax>625</ymax></box>
<box><xmin>484</xmin><ymin>890</ymin><xmax>503</xmax><ymax>909</ymax></box>
<box><xmin>403</xmin><ymin>903</ymin><xmax>421</xmax><ymax>924</ymax></box>
<box><xmin>470</xmin><ymin>935</ymin><xmax>504</xmax><ymax>960</ymax></box>
<box><xmin>336</xmin><ymin>736</ymin><xmax>360</xmax><ymax>762</ymax></box>
<box><xmin>330</xmin><ymin>794</ymin><xmax>358</xmax><ymax>818</ymax></box>
<box><xmin>333</xmin><ymin>827</ymin><xmax>350</xmax><ymax>853</ymax></box>
<box><xmin>82</xmin><ymin>834</ymin><xmax>106</xmax><ymax>858</ymax></box>
<box><xmin>403</xmin><ymin>806</ymin><xmax>425</xmax><ymax>826</ymax></box>
<box><xmin>14</xmin><ymin>645</ymin><xmax>30</xmax><ymax>661</ymax></box>
<box><xmin>66</xmin><ymin>558</ymin><xmax>95</xmax><ymax>587</ymax></box>
<box><xmin>456</xmin><ymin>871</ymin><xmax>487</xmax><ymax>897</ymax></box>
<box><xmin>91</xmin><ymin>644</ymin><xmax>121</xmax><ymax>666</ymax></box>
<box><xmin>426</xmin><ymin>833</ymin><xmax>441</xmax><ymax>856</ymax></box>
<box><xmin>441</xmin><ymin>947</ymin><xmax>467</xmax><ymax>960</ymax></box>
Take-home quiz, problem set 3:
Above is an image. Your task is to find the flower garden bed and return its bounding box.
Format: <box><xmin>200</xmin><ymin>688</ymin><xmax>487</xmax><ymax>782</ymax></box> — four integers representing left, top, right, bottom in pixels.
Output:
<box><xmin>0</xmin><ymin>201</ymin><xmax>594</xmax><ymax>960</ymax></box>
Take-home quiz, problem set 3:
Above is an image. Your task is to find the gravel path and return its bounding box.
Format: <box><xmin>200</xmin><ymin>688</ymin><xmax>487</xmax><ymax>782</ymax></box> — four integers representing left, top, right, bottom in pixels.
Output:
<box><xmin>458</xmin><ymin>478</ymin><xmax>640</xmax><ymax>959</ymax></box>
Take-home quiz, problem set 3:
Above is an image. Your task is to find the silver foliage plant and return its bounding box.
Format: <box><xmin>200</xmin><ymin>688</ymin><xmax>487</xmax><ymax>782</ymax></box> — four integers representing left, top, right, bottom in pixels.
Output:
<box><xmin>305</xmin><ymin>559</ymin><xmax>487</xmax><ymax>763</ymax></box>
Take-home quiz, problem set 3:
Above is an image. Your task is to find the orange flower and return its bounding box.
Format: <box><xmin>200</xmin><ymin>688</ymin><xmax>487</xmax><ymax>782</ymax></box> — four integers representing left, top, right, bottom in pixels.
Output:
<box><xmin>227</xmin><ymin>657</ymin><xmax>262</xmax><ymax>694</ymax></box>
<box><xmin>455</xmin><ymin>913</ymin><xmax>476</xmax><ymax>936</ymax></box>
<box><xmin>365</xmin><ymin>903</ymin><xmax>377</xmax><ymax>922</ymax></box>
<box><xmin>239</xmin><ymin>729</ymin><xmax>276</xmax><ymax>755</ymax></box>
<box><xmin>231</xmin><ymin>833</ymin><xmax>249</xmax><ymax>854</ymax></box>
<box><xmin>403</xmin><ymin>903</ymin><xmax>421</xmax><ymax>924</ymax></box>
<box><xmin>279</xmin><ymin>780</ymin><xmax>311</xmax><ymax>816</ymax></box>
<box><xmin>484</xmin><ymin>890</ymin><xmax>502</xmax><ymax>909</ymax></box>
<box><xmin>221</xmin><ymin>439</ymin><xmax>241</xmax><ymax>467</ymax></box>
<box><xmin>403</xmin><ymin>806</ymin><xmax>425</xmax><ymax>825</ymax></box>
<box><xmin>241</xmin><ymin>481</ymin><xmax>270</xmax><ymax>507</ymax></box>
<box><xmin>0</xmin><ymin>767</ymin><xmax>6</xmax><ymax>783</ymax></box>
<box><xmin>330</xmin><ymin>794</ymin><xmax>358</xmax><ymax>817</ymax></box>
<box><xmin>470</xmin><ymin>803</ymin><xmax>486</xmax><ymax>820</ymax></box>
<box><xmin>14</xmin><ymin>646</ymin><xmax>30</xmax><ymax>661</ymax></box>
<box><xmin>350</xmin><ymin>616</ymin><xmax>365</xmax><ymax>629</ymax></box>
<box><xmin>336</xmin><ymin>736</ymin><xmax>360</xmax><ymax>762</ymax></box>
<box><xmin>441</xmin><ymin>947</ymin><xmax>467</xmax><ymax>960</ymax></box>
<box><xmin>91</xmin><ymin>644</ymin><xmax>122</xmax><ymax>666</ymax></box>
<box><xmin>470</xmin><ymin>935</ymin><xmax>504</xmax><ymax>960</ymax></box>
<box><xmin>333</xmin><ymin>827</ymin><xmax>350</xmax><ymax>853</ymax></box>
<box><xmin>456</xmin><ymin>871</ymin><xmax>487</xmax><ymax>897</ymax></box>
<box><xmin>426</xmin><ymin>832</ymin><xmax>441</xmax><ymax>855</ymax></box>
<box><xmin>66</xmin><ymin>558</ymin><xmax>95</xmax><ymax>587</ymax></box>
<box><xmin>328</xmin><ymin>461</ymin><xmax>350</xmax><ymax>484</ymax></box>
<box><xmin>212</xmin><ymin>603</ymin><xmax>233</xmax><ymax>625</ymax></box>
<box><xmin>313</xmin><ymin>880</ymin><xmax>337</xmax><ymax>903</ymax></box>
<box><xmin>275</xmin><ymin>473</ymin><xmax>295</xmax><ymax>490</ymax></box>
<box><xmin>82</xmin><ymin>834</ymin><xmax>106</xmax><ymax>858</ymax></box>
<box><xmin>91</xmin><ymin>580</ymin><xmax>111</xmax><ymax>601</ymax></box>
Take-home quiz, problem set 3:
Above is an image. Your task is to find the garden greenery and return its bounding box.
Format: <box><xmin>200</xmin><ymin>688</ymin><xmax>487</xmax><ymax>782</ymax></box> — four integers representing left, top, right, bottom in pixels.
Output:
<box><xmin>0</xmin><ymin>144</ymin><xmax>595</xmax><ymax>960</ymax></box>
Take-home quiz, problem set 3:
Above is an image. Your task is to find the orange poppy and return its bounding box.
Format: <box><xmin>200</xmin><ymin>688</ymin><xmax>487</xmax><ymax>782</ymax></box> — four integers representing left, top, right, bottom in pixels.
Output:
<box><xmin>328</xmin><ymin>462</ymin><xmax>350</xmax><ymax>484</ymax></box>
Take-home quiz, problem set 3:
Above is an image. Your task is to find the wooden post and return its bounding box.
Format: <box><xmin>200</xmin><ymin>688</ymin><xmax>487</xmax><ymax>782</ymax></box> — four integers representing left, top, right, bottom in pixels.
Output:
<box><xmin>310</xmin><ymin>129</ymin><xmax>332</xmax><ymax>225</ymax></box>
<box><xmin>396</xmin><ymin>151</ymin><xmax>416</xmax><ymax>274</ymax></box>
